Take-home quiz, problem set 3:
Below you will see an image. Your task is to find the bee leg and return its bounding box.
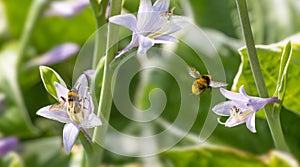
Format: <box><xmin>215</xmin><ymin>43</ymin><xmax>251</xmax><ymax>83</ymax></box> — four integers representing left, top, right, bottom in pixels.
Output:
<box><xmin>61</xmin><ymin>96</ymin><xmax>66</xmax><ymax>102</ymax></box>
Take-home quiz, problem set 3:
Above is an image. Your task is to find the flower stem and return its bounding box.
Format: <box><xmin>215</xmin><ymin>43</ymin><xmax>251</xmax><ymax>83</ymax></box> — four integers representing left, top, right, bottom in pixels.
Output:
<box><xmin>92</xmin><ymin>0</ymin><xmax>122</xmax><ymax>161</ymax></box>
<box><xmin>89</xmin><ymin>0</ymin><xmax>109</xmax><ymax>68</ymax></box>
<box><xmin>236</xmin><ymin>0</ymin><xmax>289</xmax><ymax>151</ymax></box>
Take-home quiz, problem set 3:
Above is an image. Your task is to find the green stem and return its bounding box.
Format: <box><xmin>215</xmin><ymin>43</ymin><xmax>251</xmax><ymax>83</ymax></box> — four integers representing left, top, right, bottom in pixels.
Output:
<box><xmin>89</xmin><ymin>0</ymin><xmax>109</xmax><ymax>68</ymax></box>
<box><xmin>92</xmin><ymin>0</ymin><xmax>122</xmax><ymax>161</ymax></box>
<box><xmin>236</xmin><ymin>0</ymin><xmax>289</xmax><ymax>151</ymax></box>
<box><xmin>17</xmin><ymin>0</ymin><xmax>47</xmax><ymax>69</ymax></box>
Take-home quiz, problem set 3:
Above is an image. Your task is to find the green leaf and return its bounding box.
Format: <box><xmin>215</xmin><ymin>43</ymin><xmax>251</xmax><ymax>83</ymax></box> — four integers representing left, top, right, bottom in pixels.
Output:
<box><xmin>39</xmin><ymin>66</ymin><xmax>66</xmax><ymax>100</ymax></box>
<box><xmin>233</xmin><ymin>34</ymin><xmax>300</xmax><ymax>115</ymax></box>
<box><xmin>161</xmin><ymin>146</ymin><xmax>297</xmax><ymax>167</ymax></box>
<box><xmin>274</xmin><ymin>41</ymin><xmax>292</xmax><ymax>102</ymax></box>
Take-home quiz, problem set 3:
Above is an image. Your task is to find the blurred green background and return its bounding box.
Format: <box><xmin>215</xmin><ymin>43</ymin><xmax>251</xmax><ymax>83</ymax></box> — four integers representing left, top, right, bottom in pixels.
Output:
<box><xmin>0</xmin><ymin>0</ymin><xmax>300</xmax><ymax>166</ymax></box>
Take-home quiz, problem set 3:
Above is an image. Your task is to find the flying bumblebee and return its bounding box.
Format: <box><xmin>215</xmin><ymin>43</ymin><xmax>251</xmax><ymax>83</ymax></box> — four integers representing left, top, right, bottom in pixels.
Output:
<box><xmin>188</xmin><ymin>67</ymin><xmax>228</xmax><ymax>95</ymax></box>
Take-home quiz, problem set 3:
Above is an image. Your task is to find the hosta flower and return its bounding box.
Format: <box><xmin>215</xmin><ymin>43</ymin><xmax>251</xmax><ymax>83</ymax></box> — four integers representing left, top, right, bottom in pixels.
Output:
<box><xmin>44</xmin><ymin>0</ymin><xmax>89</xmax><ymax>18</ymax></box>
<box><xmin>212</xmin><ymin>85</ymin><xmax>279</xmax><ymax>133</ymax></box>
<box><xmin>109</xmin><ymin>0</ymin><xmax>186</xmax><ymax>59</ymax></box>
<box><xmin>27</xmin><ymin>43</ymin><xmax>79</xmax><ymax>67</ymax></box>
<box><xmin>0</xmin><ymin>137</ymin><xmax>18</xmax><ymax>157</ymax></box>
<box><xmin>37</xmin><ymin>74</ymin><xmax>101</xmax><ymax>154</ymax></box>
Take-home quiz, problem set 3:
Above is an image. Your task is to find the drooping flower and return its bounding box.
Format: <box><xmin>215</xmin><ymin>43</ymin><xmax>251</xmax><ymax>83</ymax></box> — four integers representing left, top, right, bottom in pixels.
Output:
<box><xmin>0</xmin><ymin>137</ymin><xmax>19</xmax><ymax>157</ymax></box>
<box><xmin>212</xmin><ymin>85</ymin><xmax>279</xmax><ymax>133</ymax></box>
<box><xmin>27</xmin><ymin>43</ymin><xmax>79</xmax><ymax>67</ymax></box>
<box><xmin>44</xmin><ymin>0</ymin><xmax>89</xmax><ymax>18</ymax></box>
<box><xmin>109</xmin><ymin>0</ymin><xmax>187</xmax><ymax>59</ymax></box>
<box><xmin>37</xmin><ymin>74</ymin><xmax>101</xmax><ymax>154</ymax></box>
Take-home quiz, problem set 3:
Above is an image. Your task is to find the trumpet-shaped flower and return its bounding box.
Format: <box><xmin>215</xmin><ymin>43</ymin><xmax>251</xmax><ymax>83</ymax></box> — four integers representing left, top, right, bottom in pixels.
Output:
<box><xmin>37</xmin><ymin>74</ymin><xmax>101</xmax><ymax>154</ymax></box>
<box><xmin>27</xmin><ymin>43</ymin><xmax>79</xmax><ymax>67</ymax></box>
<box><xmin>212</xmin><ymin>85</ymin><xmax>279</xmax><ymax>133</ymax></box>
<box><xmin>44</xmin><ymin>0</ymin><xmax>89</xmax><ymax>18</ymax></box>
<box><xmin>109</xmin><ymin>0</ymin><xmax>187</xmax><ymax>59</ymax></box>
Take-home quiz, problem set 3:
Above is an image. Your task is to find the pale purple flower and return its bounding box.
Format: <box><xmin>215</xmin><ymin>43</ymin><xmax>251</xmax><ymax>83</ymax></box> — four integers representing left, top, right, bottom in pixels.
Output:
<box><xmin>212</xmin><ymin>85</ymin><xmax>279</xmax><ymax>133</ymax></box>
<box><xmin>109</xmin><ymin>0</ymin><xmax>186</xmax><ymax>59</ymax></box>
<box><xmin>0</xmin><ymin>137</ymin><xmax>19</xmax><ymax>157</ymax></box>
<box><xmin>37</xmin><ymin>74</ymin><xmax>101</xmax><ymax>154</ymax></box>
<box><xmin>27</xmin><ymin>43</ymin><xmax>79</xmax><ymax>67</ymax></box>
<box><xmin>44</xmin><ymin>0</ymin><xmax>89</xmax><ymax>18</ymax></box>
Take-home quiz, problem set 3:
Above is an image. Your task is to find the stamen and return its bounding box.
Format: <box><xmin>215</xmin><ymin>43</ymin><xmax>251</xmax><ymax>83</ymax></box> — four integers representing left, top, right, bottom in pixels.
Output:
<box><xmin>217</xmin><ymin>117</ymin><xmax>226</xmax><ymax>125</ymax></box>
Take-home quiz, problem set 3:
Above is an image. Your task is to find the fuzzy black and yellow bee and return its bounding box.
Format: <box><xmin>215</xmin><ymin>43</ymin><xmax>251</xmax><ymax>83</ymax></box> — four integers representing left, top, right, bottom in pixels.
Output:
<box><xmin>50</xmin><ymin>88</ymin><xmax>83</xmax><ymax>115</ymax></box>
<box><xmin>188</xmin><ymin>67</ymin><xmax>228</xmax><ymax>95</ymax></box>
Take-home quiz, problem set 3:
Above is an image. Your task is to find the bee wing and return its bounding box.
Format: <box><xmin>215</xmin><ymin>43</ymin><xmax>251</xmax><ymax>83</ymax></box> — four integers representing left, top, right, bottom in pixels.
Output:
<box><xmin>188</xmin><ymin>67</ymin><xmax>201</xmax><ymax>78</ymax></box>
<box><xmin>50</xmin><ymin>101</ymin><xmax>66</xmax><ymax>111</ymax></box>
<box><xmin>209</xmin><ymin>80</ymin><xmax>228</xmax><ymax>88</ymax></box>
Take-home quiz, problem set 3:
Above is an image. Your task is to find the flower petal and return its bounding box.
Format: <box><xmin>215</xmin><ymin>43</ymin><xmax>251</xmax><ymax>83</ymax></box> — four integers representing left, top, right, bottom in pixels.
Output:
<box><xmin>153</xmin><ymin>35</ymin><xmax>178</xmax><ymax>44</ymax></box>
<box><xmin>212</xmin><ymin>101</ymin><xmax>236</xmax><ymax>116</ymax></box>
<box><xmin>55</xmin><ymin>82</ymin><xmax>69</xmax><ymax>100</ymax></box>
<box><xmin>37</xmin><ymin>105</ymin><xmax>70</xmax><ymax>123</ymax></box>
<box><xmin>109</xmin><ymin>14</ymin><xmax>137</xmax><ymax>32</ymax></box>
<box><xmin>138</xmin><ymin>0</ymin><xmax>152</xmax><ymax>13</ymax></box>
<box><xmin>225</xmin><ymin>116</ymin><xmax>246</xmax><ymax>128</ymax></box>
<box><xmin>74</xmin><ymin>74</ymin><xmax>88</xmax><ymax>98</ymax></box>
<box><xmin>245</xmin><ymin>113</ymin><xmax>256</xmax><ymax>133</ymax></box>
<box><xmin>27</xmin><ymin>43</ymin><xmax>79</xmax><ymax>67</ymax></box>
<box><xmin>137</xmin><ymin>35</ymin><xmax>154</xmax><ymax>55</ymax></box>
<box><xmin>248</xmin><ymin>96</ymin><xmax>279</xmax><ymax>112</ymax></box>
<box><xmin>115</xmin><ymin>34</ymin><xmax>139</xmax><ymax>59</ymax></box>
<box><xmin>81</xmin><ymin>113</ymin><xmax>102</xmax><ymax>128</ymax></box>
<box><xmin>0</xmin><ymin>137</ymin><xmax>18</xmax><ymax>157</ymax></box>
<box><xmin>44</xmin><ymin>0</ymin><xmax>89</xmax><ymax>18</ymax></box>
<box><xmin>84</xmin><ymin>69</ymin><xmax>95</xmax><ymax>80</ymax></box>
<box><xmin>153</xmin><ymin>0</ymin><xmax>170</xmax><ymax>11</ymax></box>
<box><xmin>220</xmin><ymin>88</ymin><xmax>248</xmax><ymax>102</ymax></box>
<box><xmin>63</xmin><ymin>123</ymin><xmax>80</xmax><ymax>154</ymax></box>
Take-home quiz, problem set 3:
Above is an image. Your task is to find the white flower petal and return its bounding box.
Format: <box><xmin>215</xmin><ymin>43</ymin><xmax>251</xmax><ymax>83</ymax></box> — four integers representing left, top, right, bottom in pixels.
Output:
<box><xmin>74</xmin><ymin>74</ymin><xmax>88</xmax><ymax>97</ymax></box>
<box><xmin>153</xmin><ymin>35</ymin><xmax>178</xmax><ymax>44</ymax></box>
<box><xmin>225</xmin><ymin>116</ymin><xmax>246</xmax><ymax>127</ymax></box>
<box><xmin>109</xmin><ymin>14</ymin><xmax>137</xmax><ymax>32</ymax></box>
<box><xmin>37</xmin><ymin>105</ymin><xmax>70</xmax><ymax>123</ymax></box>
<box><xmin>138</xmin><ymin>0</ymin><xmax>152</xmax><ymax>13</ymax></box>
<box><xmin>81</xmin><ymin>113</ymin><xmax>102</xmax><ymax>129</ymax></box>
<box><xmin>137</xmin><ymin>35</ymin><xmax>154</xmax><ymax>55</ymax></box>
<box><xmin>220</xmin><ymin>88</ymin><xmax>248</xmax><ymax>102</ymax></box>
<box><xmin>54</xmin><ymin>82</ymin><xmax>69</xmax><ymax>100</ymax></box>
<box><xmin>63</xmin><ymin>123</ymin><xmax>80</xmax><ymax>154</ymax></box>
<box><xmin>212</xmin><ymin>101</ymin><xmax>235</xmax><ymax>116</ymax></box>
<box><xmin>246</xmin><ymin>113</ymin><xmax>256</xmax><ymax>133</ymax></box>
<box><xmin>153</xmin><ymin>0</ymin><xmax>170</xmax><ymax>11</ymax></box>
<box><xmin>114</xmin><ymin>34</ymin><xmax>139</xmax><ymax>59</ymax></box>
<box><xmin>137</xmin><ymin>11</ymin><xmax>161</xmax><ymax>32</ymax></box>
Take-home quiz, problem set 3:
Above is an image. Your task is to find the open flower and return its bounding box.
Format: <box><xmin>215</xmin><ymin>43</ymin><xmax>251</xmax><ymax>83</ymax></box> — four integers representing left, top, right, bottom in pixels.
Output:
<box><xmin>109</xmin><ymin>0</ymin><xmax>187</xmax><ymax>59</ymax></box>
<box><xmin>0</xmin><ymin>137</ymin><xmax>18</xmax><ymax>157</ymax></box>
<box><xmin>212</xmin><ymin>85</ymin><xmax>279</xmax><ymax>133</ymax></box>
<box><xmin>44</xmin><ymin>0</ymin><xmax>89</xmax><ymax>18</ymax></box>
<box><xmin>37</xmin><ymin>74</ymin><xmax>101</xmax><ymax>154</ymax></box>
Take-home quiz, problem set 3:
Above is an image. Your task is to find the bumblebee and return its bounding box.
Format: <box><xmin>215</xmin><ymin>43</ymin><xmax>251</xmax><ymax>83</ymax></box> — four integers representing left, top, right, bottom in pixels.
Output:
<box><xmin>50</xmin><ymin>87</ymin><xmax>85</xmax><ymax>123</ymax></box>
<box><xmin>188</xmin><ymin>67</ymin><xmax>228</xmax><ymax>95</ymax></box>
